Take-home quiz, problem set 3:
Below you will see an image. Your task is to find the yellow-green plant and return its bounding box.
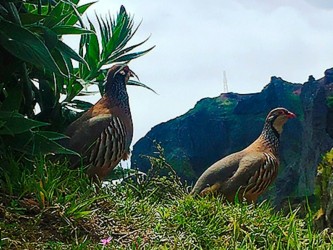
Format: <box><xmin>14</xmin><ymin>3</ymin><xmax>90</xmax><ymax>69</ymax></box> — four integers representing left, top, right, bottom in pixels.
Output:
<box><xmin>314</xmin><ymin>149</ymin><xmax>333</xmax><ymax>228</ymax></box>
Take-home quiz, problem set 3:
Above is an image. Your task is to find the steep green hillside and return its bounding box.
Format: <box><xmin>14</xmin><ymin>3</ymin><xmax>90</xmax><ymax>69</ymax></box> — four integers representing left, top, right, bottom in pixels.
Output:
<box><xmin>132</xmin><ymin>69</ymin><xmax>333</xmax><ymax>206</ymax></box>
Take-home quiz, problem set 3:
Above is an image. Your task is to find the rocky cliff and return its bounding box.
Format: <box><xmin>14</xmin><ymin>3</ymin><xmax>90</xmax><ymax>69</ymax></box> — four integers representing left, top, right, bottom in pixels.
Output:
<box><xmin>131</xmin><ymin>68</ymin><xmax>333</xmax><ymax>204</ymax></box>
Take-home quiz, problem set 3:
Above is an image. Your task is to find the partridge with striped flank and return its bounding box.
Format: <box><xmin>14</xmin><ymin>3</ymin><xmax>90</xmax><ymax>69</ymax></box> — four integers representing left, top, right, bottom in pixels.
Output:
<box><xmin>191</xmin><ymin>107</ymin><xmax>296</xmax><ymax>203</ymax></box>
<box><xmin>62</xmin><ymin>64</ymin><xmax>135</xmax><ymax>180</ymax></box>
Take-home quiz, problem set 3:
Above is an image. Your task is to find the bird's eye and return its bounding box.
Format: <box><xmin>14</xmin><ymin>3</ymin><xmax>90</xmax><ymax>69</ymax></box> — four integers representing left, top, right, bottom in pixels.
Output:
<box><xmin>119</xmin><ymin>70</ymin><xmax>126</xmax><ymax>75</ymax></box>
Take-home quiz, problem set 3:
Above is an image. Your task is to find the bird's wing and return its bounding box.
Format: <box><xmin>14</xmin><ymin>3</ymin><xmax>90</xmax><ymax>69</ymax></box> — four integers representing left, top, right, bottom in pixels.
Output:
<box><xmin>88</xmin><ymin>114</ymin><xmax>127</xmax><ymax>169</ymax></box>
<box><xmin>64</xmin><ymin>114</ymin><xmax>127</xmax><ymax>168</ymax></box>
<box><xmin>222</xmin><ymin>152</ymin><xmax>277</xmax><ymax>195</ymax></box>
<box><xmin>191</xmin><ymin>151</ymin><xmax>245</xmax><ymax>195</ymax></box>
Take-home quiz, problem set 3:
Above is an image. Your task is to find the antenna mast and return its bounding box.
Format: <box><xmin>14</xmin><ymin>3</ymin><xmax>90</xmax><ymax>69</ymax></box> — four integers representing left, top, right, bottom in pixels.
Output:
<box><xmin>223</xmin><ymin>70</ymin><xmax>229</xmax><ymax>93</ymax></box>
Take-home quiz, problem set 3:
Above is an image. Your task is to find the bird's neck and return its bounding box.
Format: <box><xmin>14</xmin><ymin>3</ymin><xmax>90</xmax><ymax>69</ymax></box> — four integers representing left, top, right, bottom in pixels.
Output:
<box><xmin>259</xmin><ymin>121</ymin><xmax>280</xmax><ymax>155</ymax></box>
<box><xmin>105</xmin><ymin>82</ymin><xmax>131</xmax><ymax>116</ymax></box>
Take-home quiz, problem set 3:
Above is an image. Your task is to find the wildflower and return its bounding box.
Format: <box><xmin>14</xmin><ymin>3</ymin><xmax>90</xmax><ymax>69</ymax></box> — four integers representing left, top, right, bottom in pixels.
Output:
<box><xmin>100</xmin><ymin>236</ymin><xmax>112</xmax><ymax>246</ymax></box>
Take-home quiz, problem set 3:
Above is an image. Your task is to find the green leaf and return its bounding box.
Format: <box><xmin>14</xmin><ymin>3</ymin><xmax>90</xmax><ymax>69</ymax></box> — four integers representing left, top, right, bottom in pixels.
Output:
<box><xmin>85</xmin><ymin>18</ymin><xmax>100</xmax><ymax>68</ymax></box>
<box><xmin>4</xmin><ymin>130</ymin><xmax>79</xmax><ymax>156</ymax></box>
<box><xmin>62</xmin><ymin>50</ymin><xmax>74</xmax><ymax>74</ymax></box>
<box><xmin>8</xmin><ymin>2</ymin><xmax>22</xmax><ymax>25</ymax></box>
<box><xmin>36</xmin><ymin>131</ymin><xmax>69</xmax><ymax>141</ymax></box>
<box><xmin>127</xmin><ymin>79</ymin><xmax>157</xmax><ymax>94</ymax></box>
<box><xmin>0</xmin><ymin>4</ymin><xmax>9</xmax><ymax>17</ymax></box>
<box><xmin>65</xmin><ymin>2</ymin><xmax>96</xmax><ymax>26</ymax></box>
<box><xmin>0</xmin><ymin>84</ymin><xmax>23</xmax><ymax>111</ymax></box>
<box><xmin>51</xmin><ymin>25</ymin><xmax>93</xmax><ymax>35</ymax></box>
<box><xmin>51</xmin><ymin>48</ymin><xmax>69</xmax><ymax>75</ymax></box>
<box><xmin>65</xmin><ymin>99</ymin><xmax>93</xmax><ymax>111</ymax></box>
<box><xmin>19</xmin><ymin>13</ymin><xmax>46</xmax><ymax>25</ymax></box>
<box><xmin>0</xmin><ymin>18</ymin><xmax>62</xmax><ymax>75</ymax></box>
<box><xmin>78</xmin><ymin>33</ymin><xmax>89</xmax><ymax>78</ymax></box>
<box><xmin>56</xmin><ymin>40</ymin><xmax>88</xmax><ymax>67</ymax></box>
<box><xmin>64</xmin><ymin>79</ymin><xmax>84</xmax><ymax>102</ymax></box>
<box><xmin>43</xmin><ymin>26</ymin><xmax>58</xmax><ymax>50</ymax></box>
<box><xmin>112</xmin><ymin>46</ymin><xmax>155</xmax><ymax>63</ymax></box>
<box><xmin>43</xmin><ymin>0</ymin><xmax>65</xmax><ymax>27</ymax></box>
<box><xmin>0</xmin><ymin>111</ymin><xmax>48</xmax><ymax>135</ymax></box>
<box><xmin>66</xmin><ymin>1</ymin><xmax>87</xmax><ymax>28</ymax></box>
<box><xmin>106</xmin><ymin>35</ymin><xmax>150</xmax><ymax>63</ymax></box>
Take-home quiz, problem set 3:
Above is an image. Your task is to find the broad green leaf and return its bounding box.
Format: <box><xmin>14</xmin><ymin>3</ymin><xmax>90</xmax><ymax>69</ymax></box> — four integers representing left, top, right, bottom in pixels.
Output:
<box><xmin>62</xmin><ymin>52</ymin><xmax>74</xmax><ymax>75</ymax></box>
<box><xmin>51</xmin><ymin>48</ymin><xmax>69</xmax><ymax>76</ymax></box>
<box><xmin>43</xmin><ymin>27</ymin><xmax>58</xmax><ymax>50</ymax></box>
<box><xmin>20</xmin><ymin>13</ymin><xmax>46</xmax><ymax>25</ymax></box>
<box><xmin>65</xmin><ymin>2</ymin><xmax>96</xmax><ymax>26</ymax></box>
<box><xmin>22</xmin><ymin>3</ymin><xmax>36</xmax><ymax>13</ymax></box>
<box><xmin>70</xmin><ymin>0</ymin><xmax>80</xmax><ymax>5</ymax></box>
<box><xmin>45</xmin><ymin>13</ymin><xmax>73</xmax><ymax>28</ymax></box>
<box><xmin>85</xmin><ymin>18</ymin><xmax>100</xmax><ymax>69</ymax></box>
<box><xmin>36</xmin><ymin>131</ymin><xmax>69</xmax><ymax>140</ymax></box>
<box><xmin>5</xmin><ymin>130</ymin><xmax>79</xmax><ymax>156</ymax></box>
<box><xmin>37</xmin><ymin>79</ymin><xmax>57</xmax><ymax>112</ymax></box>
<box><xmin>52</xmin><ymin>25</ymin><xmax>93</xmax><ymax>35</ymax></box>
<box><xmin>56</xmin><ymin>40</ymin><xmax>88</xmax><ymax>67</ymax></box>
<box><xmin>64</xmin><ymin>79</ymin><xmax>84</xmax><ymax>102</ymax></box>
<box><xmin>0</xmin><ymin>111</ymin><xmax>48</xmax><ymax>135</ymax></box>
<box><xmin>0</xmin><ymin>18</ymin><xmax>62</xmax><ymax>75</ymax></box>
<box><xmin>66</xmin><ymin>1</ymin><xmax>86</xmax><ymax>28</ymax></box>
<box><xmin>7</xmin><ymin>2</ymin><xmax>22</xmax><ymax>25</ymax></box>
<box><xmin>0</xmin><ymin>4</ymin><xmax>8</xmax><ymax>17</ymax></box>
<box><xmin>43</xmin><ymin>0</ymin><xmax>65</xmax><ymax>27</ymax></box>
<box><xmin>29</xmin><ymin>5</ymin><xmax>49</xmax><ymax>15</ymax></box>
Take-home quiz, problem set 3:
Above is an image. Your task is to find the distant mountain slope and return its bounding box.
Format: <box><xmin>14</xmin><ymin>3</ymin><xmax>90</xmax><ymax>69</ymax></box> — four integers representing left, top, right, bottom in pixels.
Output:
<box><xmin>131</xmin><ymin>68</ymin><xmax>333</xmax><ymax>204</ymax></box>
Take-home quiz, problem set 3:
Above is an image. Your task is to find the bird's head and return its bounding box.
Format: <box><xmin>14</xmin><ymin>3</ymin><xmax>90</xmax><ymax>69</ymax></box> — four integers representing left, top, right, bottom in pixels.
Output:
<box><xmin>266</xmin><ymin>107</ymin><xmax>296</xmax><ymax>134</ymax></box>
<box><xmin>106</xmin><ymin>64</ymin><xmax>138</xmax><ymax>87</ymax></box>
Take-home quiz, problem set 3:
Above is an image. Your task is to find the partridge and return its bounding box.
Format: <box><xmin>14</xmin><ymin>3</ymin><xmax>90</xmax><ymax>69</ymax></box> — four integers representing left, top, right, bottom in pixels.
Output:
<box><xmin>191</xmin><ymin>107</ymin><xmax>296</xmax><ymax>203</ymax></box>
<box><xmin>62</xmin><ymin>64</ymin><xmax>135</xmax><ymax>180</ymax></box>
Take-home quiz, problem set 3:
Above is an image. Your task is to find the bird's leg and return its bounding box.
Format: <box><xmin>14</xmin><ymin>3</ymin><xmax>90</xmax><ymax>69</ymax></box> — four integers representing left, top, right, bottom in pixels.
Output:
<box><xmin>200</xmin><ymin>183</ymin><xmax>221</xmax><ymax>196</ymax></box>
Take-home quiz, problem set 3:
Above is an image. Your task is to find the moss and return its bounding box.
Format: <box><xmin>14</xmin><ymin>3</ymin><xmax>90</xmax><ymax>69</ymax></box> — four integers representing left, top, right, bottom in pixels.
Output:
<box><xmin>327</xmin><ymin>96</ymin><xmax>333</xmax><ymax>109</ymax></box>
<box><xmin>314</xmin><ymin>149</ymin><xmax>333</xmax><ymax>228</ymax></box>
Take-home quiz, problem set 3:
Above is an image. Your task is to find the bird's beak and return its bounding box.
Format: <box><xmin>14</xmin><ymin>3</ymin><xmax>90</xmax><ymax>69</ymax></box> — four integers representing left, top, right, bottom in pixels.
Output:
<box><xmin>286</xmin><ymin>111</ymin><xmax>296</xmax><ymax>119</ymax></box>
<box><xmin>129</xmin><ymin>69</ymin><xmax>139</xmax><ymax>81</ymax></box>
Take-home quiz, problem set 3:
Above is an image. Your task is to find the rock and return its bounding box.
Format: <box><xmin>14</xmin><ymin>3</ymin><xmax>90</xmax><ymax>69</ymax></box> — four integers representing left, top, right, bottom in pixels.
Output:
<box><xmin>308</xmin><ymin>75</ymin><xmax>315</xmax><ymax>82</ymax></box>
<box><xmin>324</xmin><ymin>68</ymin><xmax>333</xmax><ymax>84</ymax></box>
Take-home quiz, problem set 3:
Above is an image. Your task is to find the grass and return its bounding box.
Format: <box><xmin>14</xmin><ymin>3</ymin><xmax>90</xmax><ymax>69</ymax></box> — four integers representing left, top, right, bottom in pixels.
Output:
<box><xmin>0</xmin><ymin>154</ymin><xmax>332</xmax><ymax>249</ymax></box>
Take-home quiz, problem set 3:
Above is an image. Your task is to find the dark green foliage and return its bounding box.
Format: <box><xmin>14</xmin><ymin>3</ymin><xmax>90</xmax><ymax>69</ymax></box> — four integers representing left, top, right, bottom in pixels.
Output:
<box><xmin>327</xmin><ymin>95</ymin><xmax>333</xmax><ymax>109</ymax></box>
<box><xmin>0</xmin><ymin>0</ymin><xmax>153</xmax><ymax>157</ymax></box>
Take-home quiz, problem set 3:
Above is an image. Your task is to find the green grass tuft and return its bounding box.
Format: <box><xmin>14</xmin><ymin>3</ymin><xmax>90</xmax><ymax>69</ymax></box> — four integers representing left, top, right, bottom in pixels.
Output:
<box><xmin>0</xmin><ymin>155</ymin><xmax>332</xmax><ymax>249</ymax></box>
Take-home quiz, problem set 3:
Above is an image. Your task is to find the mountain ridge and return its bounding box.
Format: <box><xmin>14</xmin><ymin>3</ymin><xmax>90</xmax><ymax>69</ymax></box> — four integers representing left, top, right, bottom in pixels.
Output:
<box><xmin>131</xmin><ymin>68</ymin><xmax>333</xmax><ymax>204</ymax></box>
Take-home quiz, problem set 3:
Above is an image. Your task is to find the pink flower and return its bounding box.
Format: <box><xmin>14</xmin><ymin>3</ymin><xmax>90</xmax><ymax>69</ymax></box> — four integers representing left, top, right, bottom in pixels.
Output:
<box><xmin>100</xmin><ymin>236</ymin><xmax>112</xmax><ymax>246</ymax></box>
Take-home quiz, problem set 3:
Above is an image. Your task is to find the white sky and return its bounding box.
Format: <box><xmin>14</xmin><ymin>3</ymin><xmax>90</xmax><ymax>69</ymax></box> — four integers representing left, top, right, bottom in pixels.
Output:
<box><xmin>64</xmin><ymin>0</ymin><xmax>333</xmax><ymax>144</ymax></box>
